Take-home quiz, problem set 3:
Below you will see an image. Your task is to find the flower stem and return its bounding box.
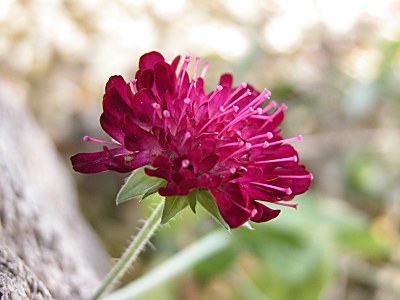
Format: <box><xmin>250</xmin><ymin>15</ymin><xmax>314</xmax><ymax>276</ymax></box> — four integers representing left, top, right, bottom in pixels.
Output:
<box><xmin>102</xmin><ymin>230</ymin><xmax>231</xmax><ymax>300</ymax></box>
<box><xmin>90</xmin><ymin>199</ymin><xmax>164</xmax><ymax>300</ymax></box>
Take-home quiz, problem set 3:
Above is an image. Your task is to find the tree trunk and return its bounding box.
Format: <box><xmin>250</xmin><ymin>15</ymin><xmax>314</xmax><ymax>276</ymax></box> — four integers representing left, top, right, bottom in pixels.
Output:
<box><xmin>0</xmin><ymin>80</ymin><xmax>109</xmax><ymax>299</ymax></box>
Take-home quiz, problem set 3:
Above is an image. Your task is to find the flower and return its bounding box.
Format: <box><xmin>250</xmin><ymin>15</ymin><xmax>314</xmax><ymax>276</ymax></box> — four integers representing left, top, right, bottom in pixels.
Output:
<box><xmin>71</xmin><ymin>51</ymin><xmax>312</xmax><ymax>228</ymax></box>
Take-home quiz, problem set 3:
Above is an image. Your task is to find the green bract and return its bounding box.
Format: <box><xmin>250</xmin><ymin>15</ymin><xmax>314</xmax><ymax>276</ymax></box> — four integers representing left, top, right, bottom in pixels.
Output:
<box><xmin>116</xmin><ymin>167</ymin><xmax>229</xmax><ymax>230</ymax></box>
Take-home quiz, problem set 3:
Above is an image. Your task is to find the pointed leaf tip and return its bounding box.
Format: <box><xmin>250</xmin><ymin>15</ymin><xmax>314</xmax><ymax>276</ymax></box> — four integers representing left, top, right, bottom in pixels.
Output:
<box><xmin>116</xmin><ymin>166</ymin><xmax>167</xmax><ymax>204</ymax></box>
<box><xmin>191</xmin><ymin>189</ymin><xmax>230</xmax><ymax>231</ymax></box>
<box><xmin>161</xmin><ymin>196</ymin><xmax>189</xmax><ymax>224</ymax></box>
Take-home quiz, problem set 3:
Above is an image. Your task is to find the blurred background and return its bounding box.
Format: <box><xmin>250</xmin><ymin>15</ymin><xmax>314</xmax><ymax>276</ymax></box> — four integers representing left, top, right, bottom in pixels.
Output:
<box><xmin>1</xmin><ymin>0</ymin><xmax>399</xmax><ymax>299</ymax></box>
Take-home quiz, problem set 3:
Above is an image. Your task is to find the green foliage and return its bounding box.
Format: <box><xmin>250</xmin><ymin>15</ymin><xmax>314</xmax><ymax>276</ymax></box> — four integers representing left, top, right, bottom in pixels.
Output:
<box><xmin>161</xmin><ymin>195</ymin><xmax>189</xmax><ymax>224</ymax></box>
<box><xmin>116</xmin><ymin>167</ymin><xmax>166</xmax><ymax>204</ymax></box>
<box><xmin>189</xmin><ymin>189</ymin><xmax>230</xmax><ymax>231</ymax></box>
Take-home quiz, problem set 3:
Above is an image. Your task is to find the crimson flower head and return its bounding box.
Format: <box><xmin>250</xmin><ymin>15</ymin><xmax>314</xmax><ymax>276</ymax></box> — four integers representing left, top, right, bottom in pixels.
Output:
<box><xmin>71</xmin><ymin>51</ymin><xmax>312</xmax><ymax>228</ymax></box>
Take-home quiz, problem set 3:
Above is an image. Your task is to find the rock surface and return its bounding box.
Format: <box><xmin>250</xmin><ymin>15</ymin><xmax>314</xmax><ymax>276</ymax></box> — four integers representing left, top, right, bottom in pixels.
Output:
<box><xmin>0</xmin><ymin>81</ymin><xmax>109</xmax><ymax>299</ymax></box>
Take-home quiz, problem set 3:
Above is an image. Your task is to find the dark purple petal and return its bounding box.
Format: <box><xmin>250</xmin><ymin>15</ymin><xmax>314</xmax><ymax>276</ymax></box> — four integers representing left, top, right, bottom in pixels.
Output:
<box><xmin>211</xmin><ymin>183</ymin><xmax>253</xmax><ymax>228</ymax></box>
<box><xmin>102</xmin><ymin>82</ymin><xmax>133</xmax><ymax>123</ymax></box>
<box><xmin>105</xmin><ymin>148</ymin><xmax>152</xmax><ymax>172</ymax></box>
<box><xmin>100</xmin><ymin>113</ymin><xmax>125</xmax><ymax>144</ymax></box>
<box><xmin>137</xmin><ymin>69</ymin><xmax>154</xmax><ymax>90</ymax></box>
<box><xmin>71</xmin><ymin>150</ymin><xmax>111</xmax><ymax>173</ymax></box>
<box><xmin>199</xmin><ymin>155</ymin><xmax>219</xmax><ymax>173</ymax></box>
<box><xmin>154</xmin><ymin>62</ymin><xmax>177</xmax><ymax>100</ymax></box>
<box><xmin>122</xmin><ymin>115</ymin><xmax>161</xmax><ymax>152</ymax></box>
<box><xmin>250</xmin><ymin>202</ymin><xmax>280</xmax><ymax>223</ymax></box>
<box><xmin>218</xmin><ymin>73</ymin><xmax>233</xmax><ymax>88</ymax></box>
<box><xmin>139</xmin><ymin>51</ymin><xmax>165</xmax><ymax>70</ymax></box>
<box><xmin>129</xmin><ymin>89</ymin><xmax>158</xmax><ymax>126</ymax></box>
<box><xmin>105</xmin><ymin>75</ymin><xmax>132</xmax><ymax>105</ymax></box>
<box><xmin>171</xmin><ymin>55</ymin><xmax>181</xmax><ymax>71</ymax></box>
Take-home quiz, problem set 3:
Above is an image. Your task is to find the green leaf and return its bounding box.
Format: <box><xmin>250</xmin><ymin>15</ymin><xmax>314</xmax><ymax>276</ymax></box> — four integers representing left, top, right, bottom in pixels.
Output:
<box><xmin>191</xmin><ymin>189</ymin><xmax>230</xmax><ymax>231</ymax></box>
<box><xmin>187</xmin><ymin>191</ymin><xmax>197</xmax><ymax>213</ymax></box>
<box><xmin>116</xmin><ymin>167</ymin><xmax>167</xmax><ymax>204</ymax></box>
<box><xmin>161</xmin><ymin>196</ymin><xmax>189</xmax><ymax>224</ymax></box>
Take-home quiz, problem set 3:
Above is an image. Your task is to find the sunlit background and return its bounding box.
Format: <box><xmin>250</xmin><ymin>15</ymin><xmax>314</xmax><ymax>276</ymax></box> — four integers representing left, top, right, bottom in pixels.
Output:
<box><xmin>1</xmin><ymin>0</ymin><xmax>400</xmax><ymax>299</ymax></box>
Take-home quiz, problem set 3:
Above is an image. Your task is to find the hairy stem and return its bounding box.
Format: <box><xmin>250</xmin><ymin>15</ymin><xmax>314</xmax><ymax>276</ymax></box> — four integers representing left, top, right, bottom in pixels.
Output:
<box><xmin>102</xmin><ymin>230</ymin><xmax>230</xmax><ymax>300</ymax></box>
<box><xmin>90</xmin><ymin>200</ymin><xmax>164</xmax><ymax>300</ymax></box>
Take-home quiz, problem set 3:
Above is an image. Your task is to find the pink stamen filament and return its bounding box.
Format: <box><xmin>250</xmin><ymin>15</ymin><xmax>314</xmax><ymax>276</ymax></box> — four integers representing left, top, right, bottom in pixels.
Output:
<box><xmin>224</xmin><ymin>89</ymin><xmax>251</xmax><ymax>111</ymax></box>
<box><xmin>218</xmin><ymin>141</ymin><xmax>244</xmax><ymax>149</ymax></box>
<box><xmin>254</xmin><ymin>156</ymin><xmax>298</xmax><ymax>165</ymax></box>
<box><xmin>252</xmin><ymin>182</ymin><xmax>292</xmax><ymax>195</ymax></box>
<box><xmin>268</xmin><ymin>135</ymin><xmax>303</xmax><ymax>146</ymax></box>
<box><xmin>198</xmin><ymin>104</ymin><xmax>238</xmax><ymax>133</ymax></box>
<box><xmin>181</xmin><ymin>132</ymin><xmax>191</xmax><ymax>146</ymax></box>
<box><xmin>252</xmin><ymin>141</ymin><xmax>270</xmax><ymax>149</ymax></box>
<box><xmin>193</xmin><ymin>56</ymin><xmax>200</xmax><ymax>80</ymax></box>
<box><xmin>222</xmin><ymin>82</ymin><xmax>247</xmax><ymax>107</ymax></box>
<box><xmin>208</xmin><ymin>85</ymin><xmax>223</xmax><ymax>102</ymax></box>
<box><xmin>279</xmin><ymin>174</ymin><xmax>313</xmax><ymax>180</ymax></box>
<box><xmin>182</xmin><ymin>159</ymin><xmax>190</xmax><ymax>168</ymax></box>
<box><xmin>258</xmin><ymin>103</ymin><xmax>287</xmax><ymax>131</ymax></box>
<box><xmin>220</xmin><ymin>142</ymin><xmax>251</xmax><ymax>162</ymax></box>
<box><xmin>130</xmin><ymin>79</ymin><xmax>138</xmax><ymax>93</ymax></box>
<box><xmin>275</xmin><ymin>202</ymin><xmax>298</xmax><ymax>209</ymax></box>
<box><xmin>247</xmin><ymin>132</ymin><xmax>274</xmax><ymax>142</ymax></box>
<box><xmin>200</xmin><ymin>61</ymin><xmax>210</xmax><ymax>78</ymax></box>
<box><xmin>217</xmin><ymin>106</ymin><xmax>260</xmax><ymax>137</ymax></box>
<box><xmin>178</xmin><ymin>55</ymin><xmax>191</xmax><ymax>93</ymax></box>
<box><xmin>239</xmin><ymin>89</ymin><xmax>270</xmax><ymax>114</ymax></box>
<box><xmin>262</xmin><ymin>100</ymin><xmax>277</xmax><ymax>113</ymax></box>
<box><xmin>83</xmin><ymin>136</ymin><xmax>119</xmax><ymax>146</ymax></box>
<box><xmin>152</xmin><ymin>103</ymin><xmax>162</xmax><ymax>119</ymax></box>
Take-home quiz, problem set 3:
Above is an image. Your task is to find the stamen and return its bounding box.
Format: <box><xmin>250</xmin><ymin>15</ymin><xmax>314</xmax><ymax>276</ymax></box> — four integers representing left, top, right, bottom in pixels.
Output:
<box><xmin>200</xmin><ymin>61</ymin><xmax>210</xmax><ymax>78</ymax></box>
<box><xmin>262</xmin><ymin>100</ymin><xmax>278</xmax><ymax>113</ymax></box>
<box><xmin>275</xmin><ymin>202</ymin><xmax>298</xmax><ymax>209</ymax></box>
<box><xmin>254</xmin><ymin>156</ymin><xmax>298</xmax><ymax>165</ymax></box>
<box><xmin>247</xmin><ymin>132</ymin><xmax>273</xmax><ymax>142</ymax></box>
<box><xmin>130</xmin><ymin>79</ymin><xmax>138</xmax><ymax>93</ymax></box>
<box><xmin>221</xmin><ymin>143</ymin><xmax>251</xmax><ymax>162</ymax></box>
<box><xmin>179</xmin><ymin>55</ymin><xmax>191</xmax><ymax>92</ymax></box>
<box><xmin>193</xmin><ymin>56</ymin><xmax>200</xmax><ymax>80</ymax></box>
<box><xmin>251</xmin><ymin>141</ymin><xmax>270</xmax><ymax>149</ymax></box>
<box><xmin>198</xmin><ymin>107</ymin><xmax>233</xmax><ymax>133</ymax></box>
<box><xmin>239</xmin><ymin>89</ymin><xmax>270</xmax><ymax>115</ymax></box>
<box><xmin>258</xmin><ymin>103</ymin><xmax>287</xmax><ymax>131</ymax></box>
<box><xmin>178</xmin><ymin>97</ymin><xmax>191</xmax><ymax>125</ymax></box>
<box><xmin>163</xmin><ymin>110</ymin><xmax>170</xmax><ymax>118</ymax></box>
<box><xmin>223</xmin><ymin>82</ymin><xmax>247</xmax><ymax>107</ymax></box>
<box><xmin>224</xmin><ymin>89</ymin><xmax>251</xmax><ymax>111</ymax></box>
<box><xmin>187</xmin><ymin>77</ymin><xmax>197</xmax><ymax>98</ymax></box>
<box><xmin>268</xmin><ymin>135</ymin><xmax>303</xmax><ymax>146</ymax></box>
<box><xmin>217</xmin><ymin>106</ymin><xmax>260</xmax><ymax>137</ymax></box>
<box><xmin>252</xmin><ymin>182</ymin><xmax>292</xmax><ymax>195</ymax></box>
<box><xmin>279</xmin><ymin>173</ymin><xmax>313</xmax><ymax>180</ymax></box>
<box><xmin>83</xmin><ymin>136</ymin><xmax>119</xmax><ymax>145</ymax></box>
<box><xmin>208</xmin><ymin>85</ymin><xmax>223</xmax><ymax>102</ymax></box>
<box><xmin>152</xmin><ymin>102</ymin><xmax>162</xmax><ymax>119</ymax></box>
<box><xmin>181</xmin><ymin>132</ymin><xmax>191</xmax><ymax>146</ymax></box>
<box><xmin>182</xmin><ymin>159</ymin><xmax>190</xmax><ymax>168</ymax></box>
<box><xmin>218</xmin><ymin>140</ymin><xmax>244</xmax><ymax>148</ymax></box>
